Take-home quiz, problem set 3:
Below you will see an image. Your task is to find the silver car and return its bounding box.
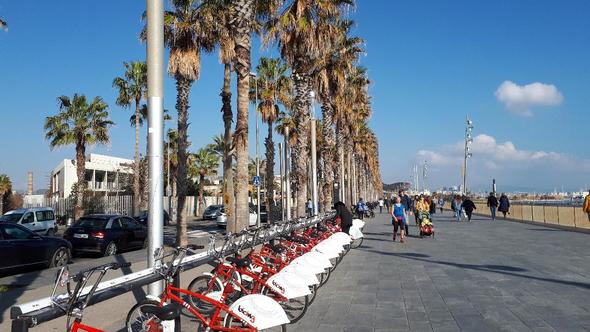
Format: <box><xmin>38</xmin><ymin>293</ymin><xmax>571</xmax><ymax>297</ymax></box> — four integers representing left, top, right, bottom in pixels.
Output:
<box><xmin>216</xmin><ymin>207</ymin><xmax>258</xmax><ymax>228</ymax></box>
<box><xmin>0</xmin><ymin>207</ymin><xmax>58</xmax><ymax>236</ymax></box>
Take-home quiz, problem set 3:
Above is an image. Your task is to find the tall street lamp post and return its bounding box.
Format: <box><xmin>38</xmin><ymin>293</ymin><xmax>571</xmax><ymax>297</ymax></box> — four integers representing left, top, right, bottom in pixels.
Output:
<box><xmin>146</xmin><ymin>0</ymin><xmax>164</xmax><ymax>296</ymax></box>
<box><xmin>310</xmin><ymin>91</ymin><xmax>318</xmax><ymax>215</ymax></box>
<box><xmin>463</xmin><ymin>117</ymin><xmax>474</xmax><ymax>195</ymax></box>
<box><xmin>250</xmin><ymin>72</ymin><xmax>261</xmax><ymax>227</ymax></box>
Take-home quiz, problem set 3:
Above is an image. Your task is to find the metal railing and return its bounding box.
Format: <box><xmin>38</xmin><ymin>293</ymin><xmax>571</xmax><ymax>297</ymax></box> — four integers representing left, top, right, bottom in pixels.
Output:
<box><xmin>10</xmin><ymin>213</ymin><xmax>335</xmax><ymax>331</ymax></box>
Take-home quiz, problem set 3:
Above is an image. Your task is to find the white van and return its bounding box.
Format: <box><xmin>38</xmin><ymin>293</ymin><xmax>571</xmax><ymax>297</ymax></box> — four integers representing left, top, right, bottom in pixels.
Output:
<box><xmin>0</xmin><ymin>207</ymin><xmax>58</xmax><ymax>236</ymax></box>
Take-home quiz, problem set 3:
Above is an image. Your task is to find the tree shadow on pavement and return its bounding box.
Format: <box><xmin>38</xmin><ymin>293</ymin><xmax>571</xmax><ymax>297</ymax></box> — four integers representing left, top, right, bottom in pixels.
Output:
<box><xmin>0</xmin><ymin>269</ymin><xmax>42</xmax><ymax>324</ymax></box>
<box><xmin>358</xmin><ymin>248</ymin><xmax>590</xmax><ymax>290</ymax></box>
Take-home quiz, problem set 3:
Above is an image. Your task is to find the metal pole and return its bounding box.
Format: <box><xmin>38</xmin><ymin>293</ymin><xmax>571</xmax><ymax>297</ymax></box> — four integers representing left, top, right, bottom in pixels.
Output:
<box><xmin>146</xmin><ymin>0</ymin><xmax>164</xmax><ymax>296</ymax></box>
<box><xmin>278</xmin><ymin>143</ymin><xmax>284</xmax><ymax>222</ymax></box>
<box><xmin>340</xmin><ymin>152</ymin><xmax>345</xmax><ymax>203</ymax></box>
<box><xmin>285</xmin><ymin>127</ymin><xmax>291</xmax><ymax>221</ymax></box>
<box><xmin>166</xmin><ymin>131</ymin><xmax>170</xmax><ymax>196</ymax></box>
<box><xmin>310</xmin><ymin>92</ymin><xmax>318</xmax><ymax>215</ymax></box>
<box><xmin>252</xmin><ymin>73</ymin><xmax>261</xmax><ymax>227</ymax></box>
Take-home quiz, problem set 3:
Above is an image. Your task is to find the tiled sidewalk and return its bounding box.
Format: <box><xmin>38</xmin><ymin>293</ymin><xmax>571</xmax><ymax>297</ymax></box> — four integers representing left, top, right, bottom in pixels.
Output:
<box><xmin>290</xmin><ymin>211</ymin><xmax>590</xmax><ymax>332</ymax></box>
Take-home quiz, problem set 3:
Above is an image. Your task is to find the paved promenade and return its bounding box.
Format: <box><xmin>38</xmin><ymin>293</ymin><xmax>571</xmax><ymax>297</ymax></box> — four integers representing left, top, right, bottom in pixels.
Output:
<box><xmin>291</xmin><ymin>211</ymin><xmax>590</xmax><ymax>332</ymax></box>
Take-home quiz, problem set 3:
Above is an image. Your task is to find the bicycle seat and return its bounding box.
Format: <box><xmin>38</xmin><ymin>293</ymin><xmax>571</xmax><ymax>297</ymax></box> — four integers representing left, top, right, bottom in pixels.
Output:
<box><xmin>226</xmin><ymin>256</ymin><xmax>252</xmax><ymax>268</ymax></box>
<box><xmin>140</xmin><ymin>303</ymin><xmax>181</xmax><ymax>321</ymax></box>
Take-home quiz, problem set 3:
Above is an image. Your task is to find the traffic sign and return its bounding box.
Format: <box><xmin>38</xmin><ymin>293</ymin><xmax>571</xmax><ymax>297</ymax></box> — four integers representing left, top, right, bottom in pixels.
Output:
<box><xmin>252</xmin><ymin>176</ymin><xmax>261</xmax><ymax>187</ymax></box>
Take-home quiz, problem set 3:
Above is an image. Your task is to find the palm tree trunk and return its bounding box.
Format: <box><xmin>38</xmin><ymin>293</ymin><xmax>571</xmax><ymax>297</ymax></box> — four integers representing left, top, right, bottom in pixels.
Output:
<box><xmin>0</xmin><ymin>193</ymin><xmax>4</xmax><ymax>215</ymax></box>
<box><xmin>265</xmin><ymin>122</ymin><xmax>274</xmax><ymax>223</ymax></box>
<box><xmin>134</xmin><ymin>100</ymin><xmax>141</xmax><ymax>214</ymax></box>
<box><xmin>75</xmin><ymin>141</ymin><xmax>86</xmax><ymax>219</ymax></box>
<box><xmin>292</xmin><ymin>70</ymin><xmax>311</xmax><ymax>217</ymax></box>
<box><xmin>221</xmin><ymin>62</ymin><xmax>235</xmax><ymax>230</ymax></box>
<box><xmin>175</xmin><ymin>75</ymin><xmax>193</xmax><ymax>247</ymax></box>
<box><xmin>320</xmin><ymin>98</ymin><xmax>335</xmax><ymax>212</ymax></box>
<box><xmin>231</xmin><ymin>0</ymin><xmax>253</xmax><ymax>232</ymax></box>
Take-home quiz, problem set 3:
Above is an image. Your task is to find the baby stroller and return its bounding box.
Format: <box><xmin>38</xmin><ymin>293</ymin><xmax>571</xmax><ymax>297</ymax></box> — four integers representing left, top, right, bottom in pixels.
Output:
<box><xmin>418</xmin><ymin>211</ymin><xmax>435</xmax><ymax>238</ymax></box>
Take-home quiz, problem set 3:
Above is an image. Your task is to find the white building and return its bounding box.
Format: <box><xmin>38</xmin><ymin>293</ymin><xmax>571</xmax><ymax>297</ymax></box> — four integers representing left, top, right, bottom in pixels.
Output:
<box><xmin>50</xmin><ymin>154</ymin><xmax>134</xmax><ymax>198</ymax></box>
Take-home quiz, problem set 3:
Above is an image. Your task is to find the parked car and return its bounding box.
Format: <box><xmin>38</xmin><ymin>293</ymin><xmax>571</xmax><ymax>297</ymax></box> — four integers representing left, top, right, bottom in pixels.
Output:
<box><xmin>63</xmin><ymin>214</ymin><xmax>147</xmax><ymax>257</ymax></box>
<box><xmin>202</xmin><ymin>205</ymin><xmax>223</xmax><ymax>220</ymax></box>
<box><xmin>216</xmin><ymin>207</ymin><xmax>258</xmax><ymax>228</ymax></box>
<box><xmin>0</xmin><ymin>207</ymin><xmax>58</xmax><ymax>236</ymax></box>
<box><xmin>0</xmin><ymin>222</ymin><xmax>71</xmax><ymax>275</ymax></box>
<box><xmin>134</xmin><ymin>210</ymin><xmax>170</xmax><ymax>226</ymax></box>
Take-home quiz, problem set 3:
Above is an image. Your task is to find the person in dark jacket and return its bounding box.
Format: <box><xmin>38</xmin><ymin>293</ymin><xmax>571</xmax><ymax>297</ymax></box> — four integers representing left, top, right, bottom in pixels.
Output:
<box><xmin>462</xmin><ymin>196</ymin><xmax>476</xmax><ymax>221</ymax></box>
<box><xmin>399</xmin><ymin>190</ymin><xmax>412</xmax><ymax>235</ymax></box>
<box><xmin>334</xmin><ymin>201</ymin><xmax>353</xmax><ymax>234</ymax></box>
<box><xmin>486</xmin><ymin>192</ymin><xmax>498</xmax><ymax>220</ymax></box>
<box><xmin>498</xmin><ymin>193</ymin><xmax>510</xmax><ymax>218</ymax></box>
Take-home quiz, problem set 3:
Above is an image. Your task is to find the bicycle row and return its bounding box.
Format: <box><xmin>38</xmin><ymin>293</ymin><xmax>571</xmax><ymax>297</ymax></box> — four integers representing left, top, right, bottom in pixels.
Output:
<box><xmin>48</xmin><ymin>215</ymin><xmax>366</xmax><ymax>332</ymax></box>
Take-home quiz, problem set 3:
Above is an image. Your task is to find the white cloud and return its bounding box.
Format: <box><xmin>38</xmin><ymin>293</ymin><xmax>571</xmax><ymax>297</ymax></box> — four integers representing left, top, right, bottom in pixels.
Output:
<box><xmin>416</xmin><ymin>134</ymin><xmax>590</xmax><ymax>191</ymax></box>
<box><xmin>495</xmin><ymin>80</ymin><xmax>563</xmax><ymax>116</ymax></box>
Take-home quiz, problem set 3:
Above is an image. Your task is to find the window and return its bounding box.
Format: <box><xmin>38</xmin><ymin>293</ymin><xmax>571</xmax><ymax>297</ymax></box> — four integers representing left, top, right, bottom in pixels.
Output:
<box><xmin>75</xmin><ymin>218</ymin><xmax>107</xmax><ymax>228</ymax></box>
<box><xmin>109</xmin><ymin>219</ymin><xmax>122</xmax><ymax>230</ymax></box>
<box><xmin>121</xmin><ymin>218</ymin><xmax>137</xmax><ymax>230</ymax></box>
<box><xmin>22</xmin><ymin>212</ymin><xmax>35</xmax><ymax>224</ymax></box>
<box><xmin>2</xmin><ymin>224</ymin><xmax>33</xmax><ymax>240</ymax></box>
<box><xmin>36</xmin><ymin>210</ymin><xmax>55</xmax><ymax>222</ymax></box>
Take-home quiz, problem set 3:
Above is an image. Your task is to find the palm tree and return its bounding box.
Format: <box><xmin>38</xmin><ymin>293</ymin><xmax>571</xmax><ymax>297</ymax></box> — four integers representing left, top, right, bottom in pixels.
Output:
<box><xmin>0</xmin><ymin>174</ymin><xmax>11</xmax><ymax>214</ymax></box>
<box><xmin>190</xmin><ymin>148</ymin><xmax>220</xmax><ymax>216</ymax></box>
<box><xmin>314</xmin><ymin>20</ymin><xmax>364</xmax><ymax>210</ymax></box>
<box><xmin>142</xmin><ymin>0</ymin><xmax>216</xmax><ymax>246</ymax></box>
<box><xmin>44</xmin><ymin>94</ymin><xmax>113</xmax><ymax>219</ymax></box>
<box><xmin>265</xmin><ymin>0</ymin><xmax>353</xmax><ymax>216</ymax></box>
<box><xmin>251</xmin><ymin>57</ymin><xmax>292</xmax><ymax>222</ymax></box>
<box><xmin>113</xmin><ymin>61</ymin><xmax>147</xmax><ymax>215</ymax></box>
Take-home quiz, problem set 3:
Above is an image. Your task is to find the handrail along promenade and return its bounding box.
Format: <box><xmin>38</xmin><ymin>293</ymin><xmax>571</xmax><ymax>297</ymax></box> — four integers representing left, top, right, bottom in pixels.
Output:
<box><xmin>10</xmin><ymin>213</ymin><xmax>335</xmax><ymax>331</ymax></box>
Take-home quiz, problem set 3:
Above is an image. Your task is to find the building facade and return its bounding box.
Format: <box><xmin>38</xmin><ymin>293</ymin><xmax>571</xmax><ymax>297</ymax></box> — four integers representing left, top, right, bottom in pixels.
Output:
<box><xmin>50</xmin><ymin>154</ymin><xmax>134</xmax><ymax>198</ymax></box>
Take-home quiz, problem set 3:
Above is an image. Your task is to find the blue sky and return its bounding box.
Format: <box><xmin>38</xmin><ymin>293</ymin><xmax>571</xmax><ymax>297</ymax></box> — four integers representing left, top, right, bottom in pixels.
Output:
<box><xmin>1</xmin><ymin>0</ymin><xmax>589</xmax><ymax>193</ymax></box>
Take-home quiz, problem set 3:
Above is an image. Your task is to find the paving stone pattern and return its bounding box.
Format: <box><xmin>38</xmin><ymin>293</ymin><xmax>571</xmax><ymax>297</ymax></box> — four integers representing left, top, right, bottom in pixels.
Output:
<box><xmin>290</xmin><ymin>211</ymin><xmax>590</xmax><ymax>332</ymax></box>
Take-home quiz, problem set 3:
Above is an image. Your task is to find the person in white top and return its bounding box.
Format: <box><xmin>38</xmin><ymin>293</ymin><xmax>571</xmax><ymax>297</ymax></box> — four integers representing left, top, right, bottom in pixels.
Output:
<box><xmin>378</xmin><ymin>198</ymin><xmax>384</xmax><ymax>213</ymax></box>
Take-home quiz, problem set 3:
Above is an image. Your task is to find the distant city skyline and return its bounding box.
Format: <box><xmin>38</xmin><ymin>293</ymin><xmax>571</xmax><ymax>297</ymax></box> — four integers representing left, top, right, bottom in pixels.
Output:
<box><xmin>1</xmin><ymin>1</ymin><xmax>589</xmax><ymax>193</ymax></box>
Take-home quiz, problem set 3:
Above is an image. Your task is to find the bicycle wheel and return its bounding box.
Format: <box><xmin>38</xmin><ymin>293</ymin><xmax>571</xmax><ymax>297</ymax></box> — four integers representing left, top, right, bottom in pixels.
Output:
<box><xmin>187</xmin><ymin>275</ymin><xmax>223</xmax><ymax>315</ymax></box>
<box><xmin>126</xmin><ymin>300</ymin><xmax>162</xmax><ymax>332</ymax></box>
<box><xmin>351</xmin><ymin>237</ymin><xmax>363</xmax><ymax>249</ymax></box>
<box><xmin>261</xmin><ymin>286</ymin><xmax>309</xmax><ymax>324</ymax></box>
<box><xmin>223</xmin><ymin>313</ymin><xmax>287</xmax><ymax>331</ymax></box>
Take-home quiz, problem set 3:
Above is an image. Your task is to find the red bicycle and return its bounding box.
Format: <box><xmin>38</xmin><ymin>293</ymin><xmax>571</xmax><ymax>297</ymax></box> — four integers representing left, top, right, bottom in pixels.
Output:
<box><xmin>125</xmin><ymin>245</ymin><xmax>289</xmax><ymax>332</ymax></box>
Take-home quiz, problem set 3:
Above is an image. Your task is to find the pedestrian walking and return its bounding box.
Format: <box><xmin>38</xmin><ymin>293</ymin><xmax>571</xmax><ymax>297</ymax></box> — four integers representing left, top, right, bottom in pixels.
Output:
<box><xmin>438</xmin><ymin>196</ymin><xmax>445</xmax><ymax>213</ymax></box>
<box><xmin>391</xmin><ymin>196</ymin><xmax>408</xmax><ymax>243</ymax></box>
<box><xmin>462</xmin><ymin>196</ymin><xmax>476</xmax><ymax>221</ymax></box>
<box><xmin>487</xmin><ymin>192</ymin><xmax>498</xmax><ymax>220</ymax></box>
<box><xmin>498</xmin><ymin>193</ymin><xmax>510</xmax><ymax>218</ymax></box>
<box><xmin>583</xmin><ymin>190</ymin><xmax>590</xmax><ymax>221</ymax></box>
<box><xmin>334</xmin><ymin>201</ymin><xmax>353</xmax><ymax>235</ymax></box>
<box><xmin>306</xmin><ymin>198</ymin><xmax>313</xmax><ymax>217</ymax></box>
<box><xmin>356</xmin><ymin>198</ymin><xmax>366</xmax><ymax>220</ymax></box>
<box><xmin>452</xmin><ymin>195</ymin><xmax>463</xmax><ymax>221</ymax></box>
<box><xmin>429</xmin><ymin>196</ymin><xmax>437</xmax><ymax>215</ymax></box>
<box><xmin>378</xmin><ymin>198</ymin><xmax>384</xmax><ymax>214</ymax></box>
<box><xmin>399</xmin><ymin>190</ymin><xmax>412</xmax><ymax>235</ymax></box>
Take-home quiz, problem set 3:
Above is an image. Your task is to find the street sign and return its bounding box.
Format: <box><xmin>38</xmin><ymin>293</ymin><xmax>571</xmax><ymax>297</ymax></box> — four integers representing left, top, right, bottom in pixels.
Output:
<box><xmin>252</xmin><ymin>176</ymin><xmax>261</xmax><ymax>187</ymax></box>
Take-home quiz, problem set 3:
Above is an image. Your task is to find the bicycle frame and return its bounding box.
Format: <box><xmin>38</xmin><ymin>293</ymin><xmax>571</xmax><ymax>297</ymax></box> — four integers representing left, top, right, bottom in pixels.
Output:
<box><xmin>159</xmin><ymin>282</ymin><xmax>257</xmax><ymax>332</ymax></box>
<box><xmin>70</xmin><ymin>320</ymin><xmax>103</xmax><ymax>332</ymax></box>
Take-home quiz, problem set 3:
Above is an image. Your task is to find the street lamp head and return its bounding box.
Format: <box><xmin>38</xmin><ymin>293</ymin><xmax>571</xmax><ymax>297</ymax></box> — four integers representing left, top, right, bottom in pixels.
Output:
<box><xmin>467</xmin><ymin>119</ymin><xmax>473</xmax><ymax>126</ymax></box>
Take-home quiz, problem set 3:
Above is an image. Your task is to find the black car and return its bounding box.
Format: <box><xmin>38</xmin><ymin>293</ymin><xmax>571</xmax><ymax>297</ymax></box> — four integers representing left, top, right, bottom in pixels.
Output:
<box><xmin>63</xmin><ymin>214</ymin><xmax>147</xmax><ymax>257</ymax></box>
<box><xmin>202</xmin><ymin>205</ymin><xmax>223</xmax><ymax>220</ymax></box>
<box><xmin>134</xmin><ymin>210</ymin><xmax>171</xmax><ymax>226</ymax></box>
<box><xmin>0</xmin><ymin>223</ymin><xmax>71</xmax><ymax>275</ymax></box>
